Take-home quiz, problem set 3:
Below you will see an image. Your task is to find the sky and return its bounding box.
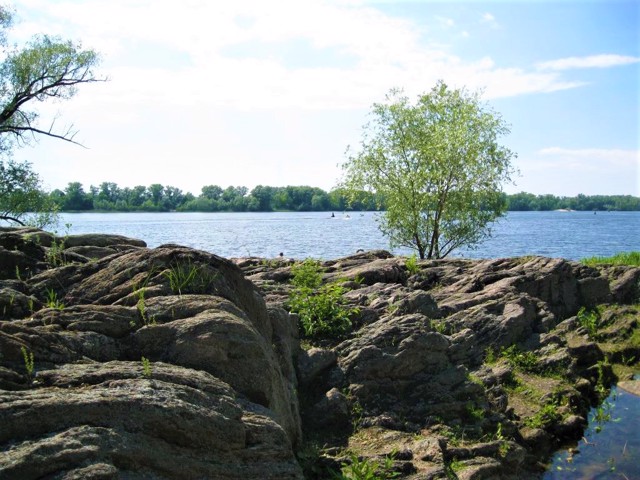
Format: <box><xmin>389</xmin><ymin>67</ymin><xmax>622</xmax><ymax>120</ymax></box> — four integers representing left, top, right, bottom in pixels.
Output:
<box><xmin>6</xmin><ymin>0</ymin><xmax>640</xmax><ymax>197</ymax></box>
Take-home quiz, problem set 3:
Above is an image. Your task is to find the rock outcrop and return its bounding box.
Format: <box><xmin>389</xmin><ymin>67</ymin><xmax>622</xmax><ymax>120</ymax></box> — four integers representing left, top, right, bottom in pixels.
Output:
<box><xmin>240</xmin><ymin>250</ymin><xmax>640</xmax><ymax>479</ymax></box>
<box><xmin>1</xmin><ymin>227</ymin><xmax>638</xmax><ymax>479</ymax></box>
<box><xmin>0</xmin><ymin>228</ymin><xmax>302</xmax><ymax>479</ymax></box>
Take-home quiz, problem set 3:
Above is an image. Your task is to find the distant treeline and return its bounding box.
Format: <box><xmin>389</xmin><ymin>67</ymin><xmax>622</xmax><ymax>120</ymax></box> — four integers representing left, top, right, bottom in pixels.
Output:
<box><xmin>49</xmin><ymin>182</ymin><xmax>640</xmax><ymax>213</ymax></box>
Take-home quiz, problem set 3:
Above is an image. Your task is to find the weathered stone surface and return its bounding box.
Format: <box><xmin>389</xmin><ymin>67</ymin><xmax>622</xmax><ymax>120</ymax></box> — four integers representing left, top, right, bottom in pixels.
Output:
<box><xmin>240</xmin><ymin>250</ymin><xmax>639</xmax><ymax>478</ymax></box>
<box><xmin>2</xmin><ymin>230</ymin><xmax>639</xmax><ymax>480</ymax></box>
<box><xmin>0</xmin><ymin>232</ymin><xmax>303</xmax><ymax>479</ymax></box>
<box><xmin>0</xmin><ymin>362</ymin><xmax>302</xmax><ymax>480</ymax></box>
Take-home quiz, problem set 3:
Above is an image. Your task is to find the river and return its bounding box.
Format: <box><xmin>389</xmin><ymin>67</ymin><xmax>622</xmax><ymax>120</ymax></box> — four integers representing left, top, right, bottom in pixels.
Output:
<box><xmin>57</xmin><ymin>210</ymin><xmax>640</xmax><ymax>260</ymax></box>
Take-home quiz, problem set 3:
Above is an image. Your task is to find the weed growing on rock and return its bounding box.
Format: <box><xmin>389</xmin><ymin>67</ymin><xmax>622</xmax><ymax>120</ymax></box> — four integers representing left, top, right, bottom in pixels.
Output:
<box><xmin>432</xmin><ymin>320</ymin><xmax>448</xmax><ymax>335</ymax></box>
<box><xmin>141</xmin><ymin>356</ymin><xmax>152</xmax><ymax>378</ymax></box>
<box><xmin>577</xmin><ymin>307</ymin><xmax>600</xmax><ymax>339</ymax></box>
<box><xmin>524</xmin><ymin>401</ymin><xmax>561</xmax><ymax>429</ymax></box>
<box><xmin>21</xmin><ymin>346</ymin><xmax>34</xmax><ymax>380</ymax></box>
<box><xmin>45</xmin><ymin>289</ymin><xmax>64</xmax><ymax>310</ymax></box>
<box><xmin>499</xmin><ymin>345</ymin><xmax>539</xmax><ymax>373</ymax></box>
<box><xmin>444</xmin><ymin>459</ymin><xmax>465</xmax><ymax>479</ymax></box>
<box><xmin>337</xmin><ymin>453</ymin><xmax>400</xmax><ymax>480</ymax></box>
<box><xmin>134</xmin><ymin>287</ymin><xmax>156</xmax><ymax>326</ymax></box>
<box><xmin>45</xmin><ymin>226</ymin><xmax>72</xmax><ymax>268</ymax></box>
<box><xmin>404</xmin><ymin>254</ymin><xmax>419</xmax><ymax>275</ymax></box>
<box><xmin>163</xmin><ymin>260</ymin><xmax>218</xmax><ymax>295</ymax></box>
<box><xmin>288</xmin><ymin>259</ymin><xmax>359</xmax><ymax>339</ymax></box>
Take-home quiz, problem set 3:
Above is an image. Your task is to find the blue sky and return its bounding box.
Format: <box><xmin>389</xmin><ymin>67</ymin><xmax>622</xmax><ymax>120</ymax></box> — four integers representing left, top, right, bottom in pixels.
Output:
<box><xmin>9</xmin><ymin>0</ymin><xmax>640</xmax><ymax>196</ymax></box>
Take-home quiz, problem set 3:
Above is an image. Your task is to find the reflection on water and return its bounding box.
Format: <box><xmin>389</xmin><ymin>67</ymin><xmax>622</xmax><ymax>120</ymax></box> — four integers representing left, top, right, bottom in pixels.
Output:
<box><xmin>543</xmin><ymin>377</ymin><xmax>640</xmax><ymax>480</ymax></box>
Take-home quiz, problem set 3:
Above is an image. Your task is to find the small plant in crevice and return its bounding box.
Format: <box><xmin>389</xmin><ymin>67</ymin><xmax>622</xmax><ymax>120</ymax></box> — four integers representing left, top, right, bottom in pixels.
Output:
<box><xmin>45</xmin><ymin>289</ymin><xmax>64</xmax><ymax>310</ymax></box>
<box><xmin>577</xmin><ymin>307</ymin><xmax>600</xmax><ymax>339</ymax></box>
<box><xmin>499</xmin><ymin>345</ymin><xmax>540</xmax><ymax>373</ymax></box>
<box><xmin>336</xmin><ymin>453</ymin><xmax>400</xmax><ymax>480</ymax></box>
<box><xmin>524</xmin><ymin>401</ymin><xmax>561</xmax><ymax>429</ymax></box>
<box><xmin>163</xmin><ymin>259</ymin><xmax>218</xmax><ymax>295</ymax></box>
<box><xmin>45</xmin><ymin>225</ymin><xmax>72</xmax><ymax>268</ymax></box>
<box><xmin>141</xmin><ymin>356</ymin><xmax>152</xmax><ymax>378</ymax></box>
<box><xmin>404</xmin><ymin>254</ymin><xmax>419</xmax><ymax>275</ymax></box>
<box><xmin>21</xmin><ymin>346</ymin><xmax>34</xmax><ymax>380</ymax></box>
<box><xmin>134</xmin><ymin>287</ymin><xmax>156</xmax><ymax>326</ymax></box>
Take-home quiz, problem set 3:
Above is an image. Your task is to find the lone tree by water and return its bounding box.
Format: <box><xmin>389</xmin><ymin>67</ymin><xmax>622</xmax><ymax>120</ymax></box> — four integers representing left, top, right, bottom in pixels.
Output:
<box><xmin>341</xmin><ymin>81</ymin><xmax>516</xmax><ymax>259</ymax></box>
<box><xmin>0</xmin><ymin>6</ymin><xmax>103</xmax><ymax>226</ymax></box>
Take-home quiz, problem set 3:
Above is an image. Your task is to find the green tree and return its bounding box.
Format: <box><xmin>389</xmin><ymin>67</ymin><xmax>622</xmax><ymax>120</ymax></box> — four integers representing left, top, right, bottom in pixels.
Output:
<box><xmin>0</xmin><ymin>6</ymin><xmax>102</xmax><ymax>226</ymax></box>
<box><xmin>342</xmin><ymin>81</ymin><xmax>516</xmax><ymax>259</ymax></box>
<box><xmin>0</xmin><ymin>159</ymin><xmax>57</xmax><ymax>226</ymax></box>
<box><xmin>62</xmin><ymin>181</ymin><xmax>92</xmax><ymax>210</ymax></box>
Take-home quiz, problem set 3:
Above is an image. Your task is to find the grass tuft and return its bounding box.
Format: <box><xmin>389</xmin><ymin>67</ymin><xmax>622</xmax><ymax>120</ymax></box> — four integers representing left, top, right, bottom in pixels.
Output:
<box><xmin>581</xmin><ymin>251</ymin><xmax>640</xmax><ymax>267</ymax></box>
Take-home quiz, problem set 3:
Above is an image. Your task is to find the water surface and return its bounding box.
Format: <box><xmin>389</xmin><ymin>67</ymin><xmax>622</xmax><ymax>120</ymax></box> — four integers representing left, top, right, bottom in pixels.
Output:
<box><xmin>58</xmin><ymin>210</ymin><xmax>640</xmax><ymax>260</ymax></box>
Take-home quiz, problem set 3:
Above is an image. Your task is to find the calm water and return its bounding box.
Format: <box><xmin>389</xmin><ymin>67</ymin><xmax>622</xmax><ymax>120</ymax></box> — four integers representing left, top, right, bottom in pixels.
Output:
<box><xmin>544</xmin><ymin>379</ymin><xmax>640</xmax><ymax>480</ymax></box>
<box><xmin>57</xmin><ymin>211</ymin><xmax>640</xmax><ymax>260</ymax></box>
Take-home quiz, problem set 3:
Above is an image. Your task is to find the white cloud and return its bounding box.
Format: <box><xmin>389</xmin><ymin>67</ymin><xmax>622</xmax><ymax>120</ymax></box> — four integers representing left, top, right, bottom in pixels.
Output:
<box><xmin>536</xmin><ymin>54</ymin><xmax>640</xmax><ymax>71</ymax></box>
<box><xmin>11</xmin><ymin>0</ymin><xmax>589</xmax><ymax>113</ymax></box>
<box><xmin>481</xmin><ymin>13</ymin><xmax>495</xmax><ymax>22</ymax></box>
<box><xmin>13</xmin><ymin>0</ymin><xmax>625</xmax><ymax>194</ymax></box>
<box><xmin>480</xmin><ymin>12</ymin><xmax>498</xmax><ymax>28</ymax></box>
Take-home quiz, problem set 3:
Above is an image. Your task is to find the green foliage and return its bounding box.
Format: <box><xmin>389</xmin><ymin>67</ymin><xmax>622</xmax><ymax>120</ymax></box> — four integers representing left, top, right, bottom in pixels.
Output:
<box><xmin>0</xmin><ymin>6</ymin><xmax>101</xmax><ymax>226</ymax></box>
<box><xmin>484</xmin><ymin>346</ymin><xmax>497</xmax><ymax>364</ymax></box>
<box><xmin>445</xmin><ymin>459</ymin><xmax>465</xmax><ymax>479</ymax></box>
<box><xmin>163</xmin><ymin>260</ymin><xmax>217</xmax><ymax>295</ymax></box>
<box><xmin>465</xmin><ymin>402</ymin><xmax>485</xmax><ymax>423</ymax></box>
<box><xmin>576</xmin><ymin>307</ymin><xmax>600</xmax><ymax>339</ymax></box>
<box><xmin>46</xmin><ymin>235</ymin><xmax>68</xmax><ymax>267</ymax></box>
<box><xmin>404</xmin><ymin>254</ymin><xmax>419</xmax><ymax>275</ymax></box>
<box><xmin>0</xmin><ymin>159</ymin><xmax>59</xmax><ymax>227</ymax></box>
<box><xmin>291</xmin><ymin>259</ymin><xmax>324</xmax><ymax>289</ymax></box>
<box><xmin>288</xmin><ymin>259</ymin><xmax>358</xmax><ymax>339</ymax></box>
<box><xmin>45</xmin><ymin>289</ymin><xmax>64</xmax><ymax>310</ymax></box>
<box><xmin>499</xmin><ymin>345</ymin><xmax>539</xmax><ymax>373</ymax></box>
<box><xmin>134</xmin><ymin>287</ymin><xmax>156</xmax><ymax>326</ymax></box>
<box><xmin>341</xmin><ymin>81</ymin><xmax>515</xmax><ymax>259</ymax></box>
<box><xmin>524</xmin><ymin>402</ymin><xmax>561</xmax><ymax>429</ymax></box>
<box><xmin>0</xmin><ymin>28</ymin><xmax>102</xmax><ymax>151</ymax></box>
<box><xmin>336</xmin><ymin>454</ymin><xmax>400</xmax><ymax>480</ymax></box>
<box><xmin>47</xmin><ymin>178</ymin><xmax>640</xmax><ymax>214</ymax></box>
<box><xmin>507</xmin><ymin>192</ymin><xmax>640</xmax><ymax>211</ymax></box>
<box><xmin>581</xmin><ymin>251</ymin><xmax>640</xmax><ymax>267</ymax></box>
<box><xmin>20</xmin><ymin>345</ymin><xmax>34</xmax><ymax>379</ymax></box>
<box><xmin>141</xmin><ymin>356</ymin><xmax>152</xmax><ymax>378</ymax></box>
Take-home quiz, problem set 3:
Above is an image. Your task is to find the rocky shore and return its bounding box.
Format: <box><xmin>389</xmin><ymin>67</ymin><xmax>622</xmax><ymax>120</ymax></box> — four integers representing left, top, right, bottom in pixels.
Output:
<box><xmin>1</xmin><ymin>227</ymin><xmax>638</xmax><ymax>479</ymax></box>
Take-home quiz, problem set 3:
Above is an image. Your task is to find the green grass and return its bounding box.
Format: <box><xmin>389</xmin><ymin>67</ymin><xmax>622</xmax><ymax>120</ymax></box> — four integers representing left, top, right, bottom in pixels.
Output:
<box><xmin>163</xmin><ymin>260</ymin><xmax>218</xmax><ymax>295</ymax></box>
<box><xmin>581</xmin><ymin>251</ymin><xmax>640</xmax><ymax>267</ymax></box>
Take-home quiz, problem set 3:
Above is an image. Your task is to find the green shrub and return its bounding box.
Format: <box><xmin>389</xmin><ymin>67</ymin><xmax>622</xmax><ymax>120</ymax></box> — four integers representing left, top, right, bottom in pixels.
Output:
<box><xmin>288</xmin><ymin>259</ymin><xmax>358</xmax><ymax>339</ymax></box>
<box><xmin>577</xmin><ymin>307</ymin><xmax>599</xmax><ymax>339</ymax></box>
<box><xmin>290</xmin><ymin>259</ymin><xmax>323</xmax><ymax>289</ymax></box>
<box><xmin>405</xmin><ymin>254</ymin><xmax>419</xmax><ymax>275</ymax></box>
